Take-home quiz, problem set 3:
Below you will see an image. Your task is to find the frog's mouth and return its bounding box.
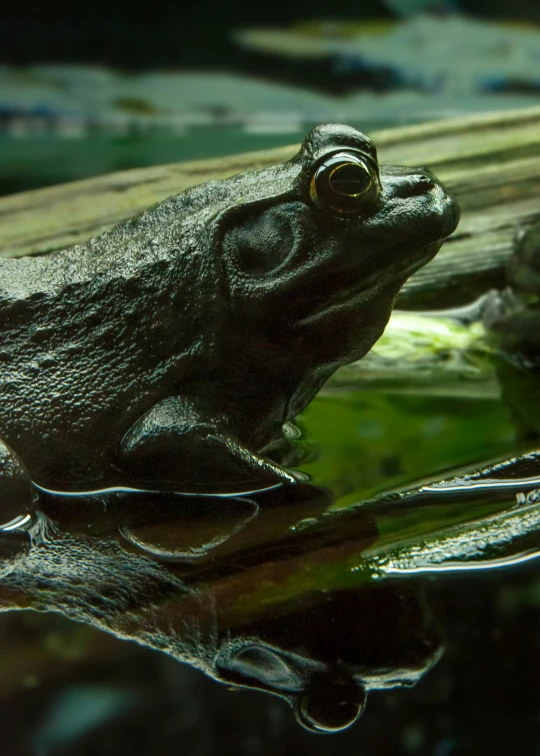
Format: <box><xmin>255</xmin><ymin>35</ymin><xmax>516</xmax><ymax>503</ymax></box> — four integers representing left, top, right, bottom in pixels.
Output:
<box><xmin>398</xmin><ymin>238</ymin><xmax>445</xmax><ymax>274</ymax></box>
<box><xmin>296</xmin><ymin>238</ymin><xmax>445</xmax><ymax>335</ymax></box>
<box><xmin>346</xmin><ymin>239</ymin><xmax>442</xmax><ymax>299</ymax></box>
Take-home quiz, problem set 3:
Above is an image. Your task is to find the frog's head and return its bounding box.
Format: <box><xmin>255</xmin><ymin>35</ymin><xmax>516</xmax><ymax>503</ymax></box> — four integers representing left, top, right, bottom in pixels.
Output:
<box><xmin>206</xmin><ymin>124</ymin><xmax>459</xmax><ymax>379</ymax></box>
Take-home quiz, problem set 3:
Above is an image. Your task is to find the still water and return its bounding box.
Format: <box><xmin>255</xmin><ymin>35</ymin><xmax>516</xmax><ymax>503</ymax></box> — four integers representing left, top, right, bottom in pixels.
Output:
<box><xmin>2</xmin><ymin>376</ymin><xmax>539</xmax><ymax>755</ymax></box>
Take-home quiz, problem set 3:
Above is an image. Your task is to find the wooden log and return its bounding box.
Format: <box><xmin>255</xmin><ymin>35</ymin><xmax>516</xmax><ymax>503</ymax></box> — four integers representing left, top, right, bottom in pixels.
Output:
<box><xmin>1</xmin><ymin>106</ymin><xmax>539</xmax><ymax>308</ymax></box>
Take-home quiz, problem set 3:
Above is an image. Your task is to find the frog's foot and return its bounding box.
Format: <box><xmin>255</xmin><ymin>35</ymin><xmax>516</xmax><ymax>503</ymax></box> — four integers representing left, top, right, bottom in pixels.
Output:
<box><xmin>0</xmin><ymin>438</ymin><xmax>35</xmax><ymax>537</ymax></box>
<box><xmin>117</xmin><ymin>397</ymin><xmax>297</xmax><ymax>495</ymax></box>
<box><xmin>262</xmin><ymin>420</ymin><xmax>319</xmax><ymax>469</ymax></box>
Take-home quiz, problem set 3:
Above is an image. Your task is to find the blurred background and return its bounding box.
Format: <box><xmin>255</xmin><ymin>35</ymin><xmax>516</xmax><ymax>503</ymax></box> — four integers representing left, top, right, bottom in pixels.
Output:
<box><xmin>2</xmin><ymin>0</ymin><xmax>540</xmax><ymax>195</ymax></box>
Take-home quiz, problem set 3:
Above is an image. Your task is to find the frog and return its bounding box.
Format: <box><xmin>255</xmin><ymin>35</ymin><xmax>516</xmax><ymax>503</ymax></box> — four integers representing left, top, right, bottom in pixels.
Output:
<box><xmin>0</xmin><ymin>123</ymin><xmax>459</xmax><ymax>519</ymax></box>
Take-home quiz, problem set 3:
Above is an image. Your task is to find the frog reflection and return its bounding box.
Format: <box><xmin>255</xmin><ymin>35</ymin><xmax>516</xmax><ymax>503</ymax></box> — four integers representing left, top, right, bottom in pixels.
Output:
<box><xmin>0</xmin><ymin>484</ymin><xmax>442</xmax><ymax>734</ymax></box>
<box><xmin>215</xmin><ymin>585</ymin><xmax>441</xmax><ymax>733</ymax></box>
<box><xmin>0</xmin><ymin>124</ymin><xmax>459</xmax><ymax>514</ymax></box>
<box><xmin>5</xmin><ymin>444</ymin><xmax>540</xmax><ymax>734</ymax></box>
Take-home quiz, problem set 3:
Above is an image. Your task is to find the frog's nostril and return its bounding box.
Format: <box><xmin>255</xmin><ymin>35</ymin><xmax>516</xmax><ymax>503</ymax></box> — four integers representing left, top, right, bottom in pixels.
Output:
<box><xmin>395</xmin><ymin>174</ymin><xmax>436</xmax><ymax>198</ymax></box>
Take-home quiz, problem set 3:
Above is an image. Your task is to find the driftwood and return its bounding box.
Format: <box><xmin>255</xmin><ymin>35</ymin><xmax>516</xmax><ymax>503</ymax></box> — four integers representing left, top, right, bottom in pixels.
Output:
<box><xmin>1</xmin><ymin>106</ymin><xmax>539</xmax><ymax>308</ymax></box>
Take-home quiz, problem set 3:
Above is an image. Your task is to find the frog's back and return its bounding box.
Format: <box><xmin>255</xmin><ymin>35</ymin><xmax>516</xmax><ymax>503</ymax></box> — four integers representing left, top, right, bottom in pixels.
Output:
<box><xmin>0</xmin><ymin>191</ymin><xmax>199</xmax><ymax>304</ymax></box>
<box><xmin>0</xmin><ymin>192</ymin><xmax>222</xmax><ymax>484</ymax></box>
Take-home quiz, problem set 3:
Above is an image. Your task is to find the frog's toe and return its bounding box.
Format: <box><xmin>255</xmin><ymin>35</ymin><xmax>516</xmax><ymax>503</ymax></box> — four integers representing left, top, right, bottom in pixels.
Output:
<box><xmin>0</xmin><ymin>439</ymin><xmax>35</xmax><ymax>532</ymax></box>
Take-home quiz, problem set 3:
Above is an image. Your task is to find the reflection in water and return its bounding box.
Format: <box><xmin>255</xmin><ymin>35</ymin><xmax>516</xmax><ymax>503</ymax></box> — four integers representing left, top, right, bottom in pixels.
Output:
<box><xmin>2</xmin><ymin>452</ymin><xmax>540</xmax><ymax>733</ymax></box>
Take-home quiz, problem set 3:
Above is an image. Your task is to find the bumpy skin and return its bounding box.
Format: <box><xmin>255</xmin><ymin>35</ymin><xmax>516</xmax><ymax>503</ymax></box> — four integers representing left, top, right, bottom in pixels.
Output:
<box><xmin>0</xmin><ymin>125</ymin><xmax>459</xmax><ymax>495</ymax></box>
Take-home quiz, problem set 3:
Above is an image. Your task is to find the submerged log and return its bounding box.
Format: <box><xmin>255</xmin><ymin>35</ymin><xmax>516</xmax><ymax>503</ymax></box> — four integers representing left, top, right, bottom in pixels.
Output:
<box><xmin>0</xmin><ymin>106</ymin><xmax>539</xmax><ymax>308</ymax></box>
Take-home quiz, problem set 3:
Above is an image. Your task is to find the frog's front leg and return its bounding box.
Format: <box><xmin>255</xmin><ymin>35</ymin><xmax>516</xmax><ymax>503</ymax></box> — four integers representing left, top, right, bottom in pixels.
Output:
<box><xmin>0</xmin><ymin>438</ymin><xmax>35</xmax><ymax>530</ymax></box>
<box><xmin>117</xmin><ymin>396</ymin><xmax>296</xmax><ymax>494</ymax></box>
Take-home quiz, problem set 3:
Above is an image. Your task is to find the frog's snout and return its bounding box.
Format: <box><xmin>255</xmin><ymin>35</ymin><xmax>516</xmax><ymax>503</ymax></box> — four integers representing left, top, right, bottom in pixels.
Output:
<box><xmin>385</xmin><ymin>168</ymin><xmax>438</xmax><ymax>200</ymax></box>
<box><xmin>400</xmin><ymin>173</ymin><xmax>437</xmax><ymax>199</ymax></box>
<box><xmin>382</xmin><ymin>165</ymin><xmax>460</xmax><ymax>238</ymax></box>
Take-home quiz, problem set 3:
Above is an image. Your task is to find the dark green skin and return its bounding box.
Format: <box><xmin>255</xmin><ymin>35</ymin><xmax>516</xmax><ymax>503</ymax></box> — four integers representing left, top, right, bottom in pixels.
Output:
<box><xmin>0</xmin><ymin>124</ymin><xmax>459</xmax><ymax>497</ymax></box>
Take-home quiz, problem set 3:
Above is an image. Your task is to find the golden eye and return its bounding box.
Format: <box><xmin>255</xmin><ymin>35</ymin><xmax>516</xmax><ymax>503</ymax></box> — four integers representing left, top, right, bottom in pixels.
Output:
<box><xmin>310</xmin><ymin>151</ymin><xmax>379</xmax><ymax>214</ymax></box>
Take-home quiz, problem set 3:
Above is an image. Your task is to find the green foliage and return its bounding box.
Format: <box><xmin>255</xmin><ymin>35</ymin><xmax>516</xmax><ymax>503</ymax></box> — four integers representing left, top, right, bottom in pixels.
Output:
<box><xmin>300</xmin><ymin>389</ymin><xmax>517</xmax><ymax>508</ymax></box>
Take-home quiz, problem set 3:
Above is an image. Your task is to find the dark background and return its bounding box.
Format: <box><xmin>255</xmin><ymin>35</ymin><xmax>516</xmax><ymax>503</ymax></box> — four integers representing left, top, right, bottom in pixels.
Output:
<box><xmin>3</xmin><ymin>0</ymin><xmax>540</xmax><ymax>195</ymax></box>
<box><xmin>2</xmin><ymin>0</ymin><xmax>540</xmax><ymax>70</ymax></box>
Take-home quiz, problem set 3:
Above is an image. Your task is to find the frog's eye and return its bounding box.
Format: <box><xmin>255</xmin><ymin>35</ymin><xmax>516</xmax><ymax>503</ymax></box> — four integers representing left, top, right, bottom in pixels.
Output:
<box><xmin>310</xmin><ymin>151</ymin><xmax>379</xmax><ymax>214</ymax></box>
